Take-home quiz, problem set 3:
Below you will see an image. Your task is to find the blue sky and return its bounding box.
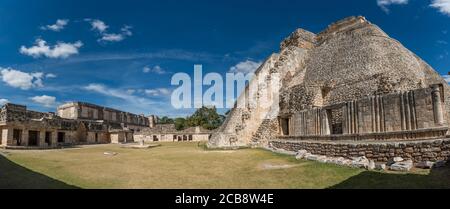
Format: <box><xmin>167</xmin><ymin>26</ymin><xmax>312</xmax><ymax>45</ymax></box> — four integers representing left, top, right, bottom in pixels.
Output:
<box><xmin>0</xmin><ymin>0</ymin><xmax>449</xmax><ymax>117</ymax></box>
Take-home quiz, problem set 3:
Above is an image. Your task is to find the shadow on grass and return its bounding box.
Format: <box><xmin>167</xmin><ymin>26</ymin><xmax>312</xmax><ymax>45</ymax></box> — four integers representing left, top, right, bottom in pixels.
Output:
<box><xmin>0</xmin><ymin>154</ymin><xmax>79</xmax><ymax>189</ymax></box>
<box><xmin>329</xmin><ymin>165</ymin><xmax>450</xmax><ymax>189</ymax></box>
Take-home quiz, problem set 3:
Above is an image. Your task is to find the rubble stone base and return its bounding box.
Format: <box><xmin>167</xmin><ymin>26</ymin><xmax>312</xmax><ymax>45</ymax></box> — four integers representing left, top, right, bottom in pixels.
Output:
<box><xmin>269</xmin><ymin>138</ymin><xmax>450</xmax><ymax>164</ymax></box>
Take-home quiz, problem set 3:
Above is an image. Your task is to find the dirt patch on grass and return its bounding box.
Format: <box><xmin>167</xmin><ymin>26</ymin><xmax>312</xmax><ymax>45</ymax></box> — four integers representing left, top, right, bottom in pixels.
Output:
<box><xmin>202</xmin><ymin>150</ymin><xmax>237</xmax><ymax>154</ymax></box>
<box><xmin>259</xmin><ymin>163</ymin><xmax>300</xmax><ymax>170</ymax></box>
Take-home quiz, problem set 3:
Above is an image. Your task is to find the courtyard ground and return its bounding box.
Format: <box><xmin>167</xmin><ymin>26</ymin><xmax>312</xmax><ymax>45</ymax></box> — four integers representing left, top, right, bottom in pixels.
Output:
<box><xmin>0</xmin><ymin>142</ymin><xmax>449</xmax><ymax>189</ymax></box>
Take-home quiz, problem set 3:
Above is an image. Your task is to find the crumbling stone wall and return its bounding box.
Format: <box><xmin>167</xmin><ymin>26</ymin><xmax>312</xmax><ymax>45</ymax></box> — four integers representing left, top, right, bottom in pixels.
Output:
<box><xmin>57</xmin><ymin>102</ymin><xmax>149</xmax><ymax>127</ymax></box>
<box><xmin>270</xmin><ymin>138</ymin><xmax>450</xmax><ymax>163</ymax></box>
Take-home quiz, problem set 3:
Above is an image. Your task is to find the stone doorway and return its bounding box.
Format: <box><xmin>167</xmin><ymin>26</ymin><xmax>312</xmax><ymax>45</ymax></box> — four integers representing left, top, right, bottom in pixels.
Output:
<box><xmin>28</xmin><ymin>131</ymin><xmax>39</xmax><ymax>146</ymax></box>
<box><xmin>57</xmin><ymin>132</ymin><xmax>65</xmax><ymax>143</ymax></box>
<box><xmin>280</xmin><ymin>118</ymin><xmax>290</xmax><ymax>136</ymax></box>
<box><xmin>45</xmin><ymin>132</ymin><xmax>51</xmax><ymax>146</ymax></box>
<box><xmin>13</xmin><ymin>129</ymin><xmax>22</xmax><ymax>146</ymax></box>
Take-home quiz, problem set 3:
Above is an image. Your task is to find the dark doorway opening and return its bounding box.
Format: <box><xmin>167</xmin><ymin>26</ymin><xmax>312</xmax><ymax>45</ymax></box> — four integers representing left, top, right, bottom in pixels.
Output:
<box><xmin>28</xmin><ymin>131</ymin><xmax>39</xmax><ymax>146</ymax></box>
<box><xmin>45</xmin><ymin>132</ymin><xmax>51</xmax><ymax>146</ymax></box>
<box><xmin>57</xmin><ymin>132</ymin><xmax>65</xmax><ymax>143</ymax></box>
<box><xmin>13</xmin><ymin>129</ymin><xmax>22</xmax><ymax>146</ymax></box>
<box><xmin>188</xmin><ymin>135</ymin><xmax>193</xmax><ymax>141</ymax></box>
<box><xmin>280</xmin><ymin>118</ymin><xmax>290</xmax><ymax>136</ymax></box>
<box><xmin>95</xmin><ymin>133</ymin><xmax>98</xmax><ymax>143</ymax></box>
<box><xmin>152</xmin><ymin>135</ymin><xmax>159</xmax><ymax>142</ymax></box>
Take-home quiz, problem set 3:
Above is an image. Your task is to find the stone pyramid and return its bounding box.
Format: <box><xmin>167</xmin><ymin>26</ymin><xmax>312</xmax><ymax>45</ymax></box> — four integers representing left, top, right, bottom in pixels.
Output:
<box><xmin>208</xmin><ymin>16</ymin><xmax>450</xmax><ymax>148</ymax></box>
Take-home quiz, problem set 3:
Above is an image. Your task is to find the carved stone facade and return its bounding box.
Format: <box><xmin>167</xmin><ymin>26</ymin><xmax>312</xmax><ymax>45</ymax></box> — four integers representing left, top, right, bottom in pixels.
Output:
<box><xmin>0</xmin><ymin>102</ymin><xmax>149</xmax><ymax>148</ymax></box>
<box><xmin>134</xmin><ymin>125</ymin><xmax>213</xmax><ymax>142</ymax></box>
<box><xmin>208</xmin><ymin>16</ymin><xmax>450</xmax><ymax>164</ymax></box>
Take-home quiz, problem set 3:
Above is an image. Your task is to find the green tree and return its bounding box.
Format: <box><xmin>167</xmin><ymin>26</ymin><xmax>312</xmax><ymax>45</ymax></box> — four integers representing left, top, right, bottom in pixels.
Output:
<box><xmin>158</xmin><ymin>116</ymin><xmax>174</xmax><ymax>124</ymax></box>
<box><xmin>186</xmin><ymin>106</ymin><xmax>224</xmax><ymax>130</ymax></box>
<box><xmin>174</xmin><ymin>118</ymin><xmax>187</xmax><ymax>130</ymax></box>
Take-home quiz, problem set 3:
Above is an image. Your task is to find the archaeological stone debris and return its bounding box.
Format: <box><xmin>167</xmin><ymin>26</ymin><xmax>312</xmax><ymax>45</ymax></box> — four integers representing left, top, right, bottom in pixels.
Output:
<box><xmin>208</xmin><ymin>16</ymin><xmax>450</xmax><ymax>170</ymax></box>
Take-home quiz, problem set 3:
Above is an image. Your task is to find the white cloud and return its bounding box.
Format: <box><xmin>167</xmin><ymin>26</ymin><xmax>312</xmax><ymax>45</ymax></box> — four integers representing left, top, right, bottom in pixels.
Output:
<box><xmin>100</xmin><ymin>33</ymin><xmax>125</xmax><ymax>42</ymax></box>
<box><xmin>45</xmin><ymin>73</ymin><xmax>57</xmax><ymax>78</ymax></box>
<box><xmin>121</xmin><ymin>25</ymin><xmax>133</xmax><ymax>36</ymax></box>
<box><xmin>0</xmin><ymin>67</ymin><xmax>45</xmax><ymax>90</ymax></box>
<box><xmin>41</xmin><ymin>19</ymin><xmax>69</xmax><ymax>31</ymax></box>
<box><xmin>0</xmin><ymin>98</ymin><xmax>9</xmax><ymax>105</ymax></box>
<box><xmin>20</xmin><ymin>39</ymin><xmax>83</xmax><ymax>59</ymax></box>
<box><xmin>377</xmin><ymin>0</ymin><xmax>409</xmax><ymax>13</ymax></box>
<box><xmin>99</xmin><ymin>25</ymin><xmax>133</xmax><ymax>43</ymax></box>
<box><xmin>144</xmin><ymin>88</ymin><xmax>171</xmax><ymax>96</ymax></box>
<box><xmin>443</xmin><ymin>75</ymin><xmax>450</xmax><ymax>83</ymax></box>
<box><xmin>90</xmin><ymin>19</ymin><xmax>109</xmax><ymax>32</ymax></box>
<box><xmin>143</xmin><ymin>65</ymin><xmax>167</xmax><ymax>74</ymax></box>
<box><xmin>229</xmin><ymin>60</ymin><xmax>262</xmax><ymax>74</ymax></box>
<box><xmin>431</xmin><ymin>0</ymin><xmax>450</xmax><ymax>16</ymax></box>
<box><xmin>126</xmin><ymin>89</ymin><xmax>136</xmax><ymax>95</ymax></box>
<box><xmin>30</xmin><ymin>95</ymin><xmax>56</xmax><ymax>107</ymax></box>
<box><xmin>87</xmin><ymin>19</ymin><xmax>132</xmax><ymax>43</ymax></box>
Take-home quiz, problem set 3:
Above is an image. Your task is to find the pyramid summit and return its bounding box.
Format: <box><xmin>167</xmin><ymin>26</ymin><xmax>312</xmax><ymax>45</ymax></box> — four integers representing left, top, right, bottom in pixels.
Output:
<box><xmin>208</xmin><ymin>16</ymin><xmax>450</xmax><ymax>165</ymax></box>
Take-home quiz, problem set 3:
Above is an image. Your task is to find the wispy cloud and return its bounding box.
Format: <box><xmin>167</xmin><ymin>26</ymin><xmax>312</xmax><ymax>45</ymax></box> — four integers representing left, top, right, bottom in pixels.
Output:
<box><xmin>442</xmin><ymin>75</ymin><xmax>450</xmax><ymax>83</ymax></box>
<box><xmin>41</xmin><ymin>49</ymin><xmax>221</xmax><ymax>66</ymax></box>
<box><xmin>83</xmin><ymin>83</ymin><xmax>174</xmax><ymax>114</ymax></box>
<box><xmin>144</xmin><ymin>88</ymin><xmax>171</xmax><ymax>96</ymax></box>
<box><xmin>45</xmin><ymin>73</ymin><xmax>57</xmax><ymax>78</ymax></box>
<box><xmin>86</xmin><ymin>19</ymin><xmax>132</xmax><ymax>43</ymax></box>
<box><xmin>431</xmin><ymin>0</ymin><xmax>450</xmax><ymax>16</ymax></box>
<box><xmin>88</xmin><ymin>19</ymin><xmax>109</xmax><ymax>33</ymax></box>
<box><xmin>20</xmin><ymin>39</ymin><xmax>83</xmax><ymax>59</ymax></box>
<box><xmin>0</xmin><ymin>67</ymin><xmax>47</xmax><ymax>90</ymax></box>
<box><xmin>143</xmin><ymin>65</ymin><xmax>167</xmax><ymax>74</ymax></box>
<box><xmin>40</xmin><ymin>19</ymin><xmax>69</xmax><ymax>32</ymax></box>
<box><xmin>377</xmin><ymin>0</ymin><xmax>409</xmax><ymax>13</ymax></box>
<box><xmin>98</xmin><ymin>25</ymin><xmax>133</xmax><ymax>43</ymax></box>
<box><xmin>30</xmin><ymin>95</ymin><xmax>56</xmax><ymax>107</ymax></box>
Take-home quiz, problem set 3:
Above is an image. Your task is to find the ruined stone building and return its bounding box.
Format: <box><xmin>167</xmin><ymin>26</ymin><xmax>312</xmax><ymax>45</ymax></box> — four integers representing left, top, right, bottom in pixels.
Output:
<box><xmin>208</xmin><ymin>16</ymin><xmax>450</xmax><ymax>164</ymax></box>
<box><xmin>0</xmin><ymin>102</ymin><xmax>150</xmax><ymax>148</ymax></box>
<box><xmin>134</xmin><ymin>116</ymin><xmax>213</xmax><ymax>142</ymax></box>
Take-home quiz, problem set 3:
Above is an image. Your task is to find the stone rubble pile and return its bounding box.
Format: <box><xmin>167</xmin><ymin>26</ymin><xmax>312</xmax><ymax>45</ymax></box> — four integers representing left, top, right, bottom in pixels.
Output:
<box><xmin>292</xmin><ymin>149</ymin><xmax>447</xmax><ymax>172</ymax></box>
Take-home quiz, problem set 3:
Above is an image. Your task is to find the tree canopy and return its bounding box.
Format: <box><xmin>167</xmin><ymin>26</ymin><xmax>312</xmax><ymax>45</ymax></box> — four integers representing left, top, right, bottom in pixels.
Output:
<box><xmin>157</xmin><ymin>106</ymin><xmax>226</xmax><ymax>131</ymax></box>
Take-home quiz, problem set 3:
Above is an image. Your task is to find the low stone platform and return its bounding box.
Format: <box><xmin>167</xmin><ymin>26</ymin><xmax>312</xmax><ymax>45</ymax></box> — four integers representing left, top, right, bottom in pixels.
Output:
<box><xmin>269</xmin><ymin>138</ymin><xmax>450</xmax><ymax>164</ymax></box>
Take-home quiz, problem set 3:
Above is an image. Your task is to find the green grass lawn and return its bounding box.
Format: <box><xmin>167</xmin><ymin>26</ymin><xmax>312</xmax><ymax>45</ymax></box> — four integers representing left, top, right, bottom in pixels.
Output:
<box><xmin>0</xmin><ymin>142</ymin><xmax>449</xmax><ymax>189</ymax></box>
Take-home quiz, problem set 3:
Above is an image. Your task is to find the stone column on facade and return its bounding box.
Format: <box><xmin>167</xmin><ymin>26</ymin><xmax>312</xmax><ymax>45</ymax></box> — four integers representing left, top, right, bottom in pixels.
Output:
<box><xmin>22</xmin><ymin>129</ymin><xmax>29</xmax><ymax>146</ymax></box>
<box><xmin>51</xmin><ymin>131</ymin><xmax>58</xmax><ymax>147</ymax></box>
<box><xmin>400</xmin><ymin>92</ymin><xmax>406</xmax><ymax>131</ymax></box>
<box><xmin>39</xmin><ymin>130</ymin><xmax>46</xmax><ymax>147</ymax></box>
<box><xmin>321</xmin><ymin>109</ymin><xmax>330</xmax><ymax>135</ymax></box>
<box><xmin>431</xmin><ymin>84</ymin><xmax>445</xmax><ymax>126</ymax></box>
<box><xmin>1</xmin><ymin>127</ymin><xmax>13</xmax><ymax>146</ymax></box>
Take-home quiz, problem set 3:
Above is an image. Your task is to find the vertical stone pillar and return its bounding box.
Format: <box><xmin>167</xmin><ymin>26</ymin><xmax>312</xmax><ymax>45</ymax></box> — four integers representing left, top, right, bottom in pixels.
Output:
<box><xmin>51</xmin><ymin>131</ymin><xmax>58</xmax><ymax>147</ymax></box>
<box><xmin>1</xmin><ymin>127</ymin><xmax>13</xmax><ymax>146</ymax></box>
<box><xmin>400</xmin><ymin>92</ymin><xmax>406</xmax><ymax>131</ymax></box>
<box><xmin>432</xmin><ymin>84</ymin><xmax>445</xmax><ymax>126</ymax></box>
<box><xmin>321</xmin><ymin>110</ymin><xmax>330</xmax><ymax>135</ymax></box>
<box><xmin>22</xmin><ymin>129</ymin><xmax>29</xmax><ymax>146</ymax></box>
<box><xmin>39</xmin><ymin>130</ymin><xmax>46</xmax><ymax>147</ymax></box>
